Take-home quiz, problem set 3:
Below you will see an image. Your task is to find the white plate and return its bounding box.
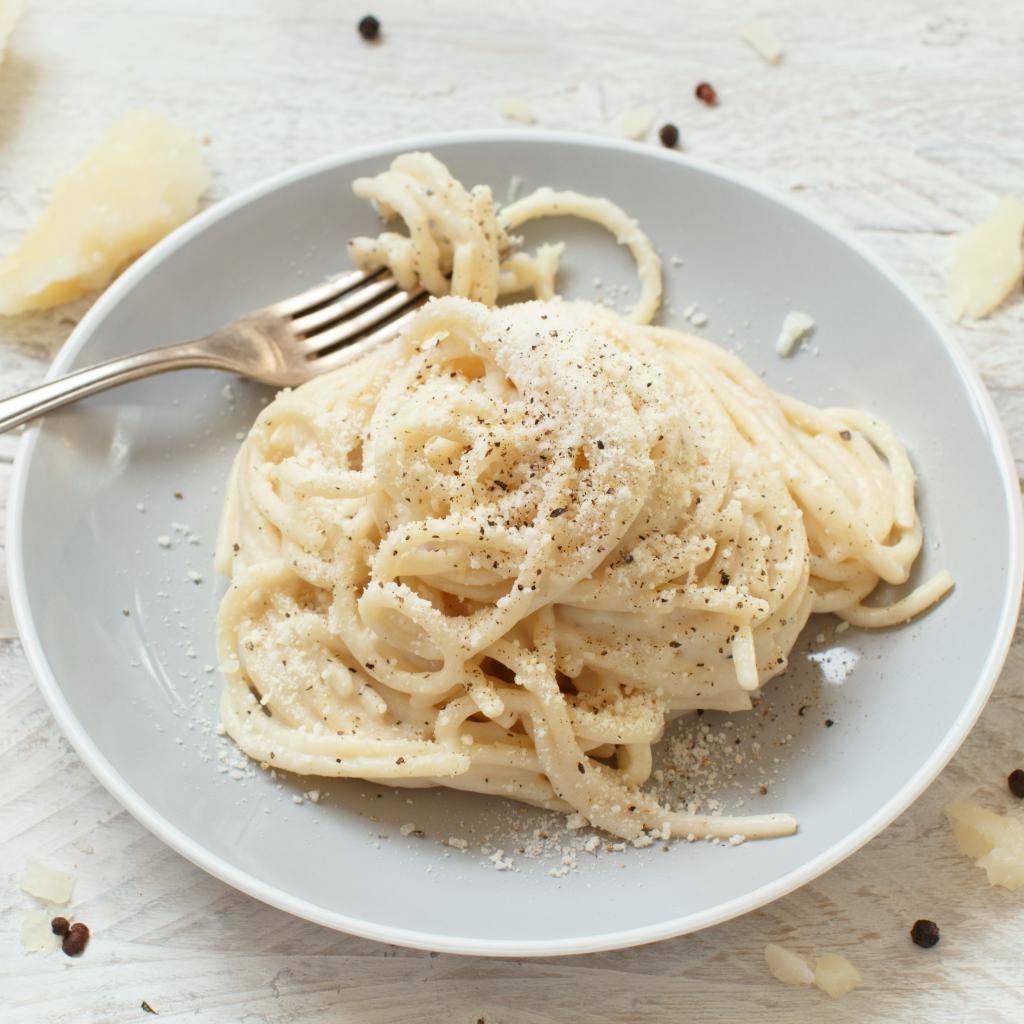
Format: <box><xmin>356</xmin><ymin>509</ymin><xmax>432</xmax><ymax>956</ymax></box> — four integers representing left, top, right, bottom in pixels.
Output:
<box><xmin>9</xmin><ymin>131</ymin><xmax>1022</xmax><ymax>956</ymax></box>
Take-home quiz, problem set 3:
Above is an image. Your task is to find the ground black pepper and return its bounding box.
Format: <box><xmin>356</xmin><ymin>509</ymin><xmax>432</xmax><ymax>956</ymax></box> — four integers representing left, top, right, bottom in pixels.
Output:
<box><xmin>825</xmin><ymin>718</ymin><xmax>835</xmax><ymax>727</ymax></box>
<box><xmin>358</xmin><ymin>14</ymin><xmax>380</xmax><ymax>40</ymax></box>
<box><xmin>839</xmin><ymin>429</ymin><xmax>852</xmax><ymax>441</ymax></box>
<box><xmin>61</xmin><ymin>922</ymin><xmax>90</xmax><ymax>957</ymax></box>
<box><xmin>694</xmin><ymin>82</ymin><xmax>717</xmax><ymax>105</ymax></box>
<box><xmin>910</xmin><ymin>919</ymin><xmax>940</xmax><ymax>948</ymax></box>
<box><xmin>141</xmin><ymin>1002</ymin><xmax>158</xmax><ymax>1015</ymax></box>
<box><xmin>658</xmin><ymin>123</ymin><xmax>679</xmax><ymax>149</ymax></box>
<box><xmin>549</xmin><ymin>507</ymin><xmax>567</xmax><ymax>518</ymax></box>
<box><xmin>50</xmin><ymin>916</ymin><xmax>70</xmax><ymax>937</ymax></box>
<box><xmin>1008</xmin><ymin>768</ymin><xmax>1024</xmax><ymax>798</ymax></box>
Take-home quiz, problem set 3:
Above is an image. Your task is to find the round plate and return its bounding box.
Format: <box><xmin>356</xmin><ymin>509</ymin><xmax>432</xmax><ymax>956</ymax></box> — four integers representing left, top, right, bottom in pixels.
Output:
<box><xmin>9</xmin><ymin>131</ymin><xmax>1022</xmax><ymax>956</ymax></box>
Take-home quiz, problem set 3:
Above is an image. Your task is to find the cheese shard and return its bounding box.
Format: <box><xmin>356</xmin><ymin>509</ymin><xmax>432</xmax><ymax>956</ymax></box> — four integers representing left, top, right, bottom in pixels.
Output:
<box><xmin>20</xmin><ymin>910</ymin><xmax>61</xmax><ymax>954</ymax></box>
<box><xmin>946</xmin><ymin>801</ymin><xmax>1024</xmax><ymax>889</ymax></box>
<box><xmin>616</xmin><ymin>106</ymin><xmax>655</xmax><ymax>141</ymax></box>
<box><xmin>764</xmin><ymin>943</ymin><xmax>815</xmax><ymax>986</ymax></box>
<box><xmin>741</xmin><ymin>19</ymin><xmax>784</xmax><ymax>65</ymax></box>
<box><xmin>0</xmin><ymin>0</ymin><xmax>23</xmax><ymax>65</ymax></box>
<box><xmin>496</xmin><ymin>97</ymin><xmax>537</xmax><ymax>125</ymax></box>
<box><xmin>814</xmin><ymin>953</ymin><xmax>863</xmax><ymax>999</ymax></box>
<box><xmin>776</xmin><ymin>310</ymin><xmax>815</xmax><ymax>356</ymax></box>
<box><xmin>947</xmin><ymin>196</ymin><xmax>1024</xmax><ymax>320</ymax></box>
<box><xmin>20</xmin><ymin>861</ymin><xmax>74</xmax><ymax>904</ymax></box>
<box><xmin>0</xmin><ymin>110</ymin><xmax>209</xmax><ymax>315</ymax></box>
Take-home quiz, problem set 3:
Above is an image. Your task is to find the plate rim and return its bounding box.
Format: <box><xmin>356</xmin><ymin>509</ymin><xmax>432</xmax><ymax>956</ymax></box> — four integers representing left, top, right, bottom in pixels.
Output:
<box><xmin>8</xmin><ymin>128</ymin><xmax>1023</xmax><ymax>957</ymax></box>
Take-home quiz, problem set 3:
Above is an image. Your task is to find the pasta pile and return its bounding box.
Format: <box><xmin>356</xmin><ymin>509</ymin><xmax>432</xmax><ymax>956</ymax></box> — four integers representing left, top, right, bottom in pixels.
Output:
<box><xmin>215</xmin><ymin>155</ymin><xmax>951</xmax><ymax>841</ymax></box>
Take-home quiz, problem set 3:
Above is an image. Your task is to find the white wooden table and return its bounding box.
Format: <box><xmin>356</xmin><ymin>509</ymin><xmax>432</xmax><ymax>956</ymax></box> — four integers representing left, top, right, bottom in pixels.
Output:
<box><xmin>2</xmin><ymin>1</ymin><xmax>1023</xmax><ymax>1020</ymax></box>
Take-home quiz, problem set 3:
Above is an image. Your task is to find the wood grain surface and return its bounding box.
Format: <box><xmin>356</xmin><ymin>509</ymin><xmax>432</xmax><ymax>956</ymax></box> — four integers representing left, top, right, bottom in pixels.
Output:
<box><xmin>2</xmin><ymin>1</ymin><xmax>1022</xmax><ymax>1020</ymax></box>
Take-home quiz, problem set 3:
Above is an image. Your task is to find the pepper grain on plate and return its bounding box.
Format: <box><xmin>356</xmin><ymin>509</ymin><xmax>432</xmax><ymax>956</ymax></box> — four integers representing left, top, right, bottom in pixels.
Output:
<box><xmin>695</xmin><ymin>82</ymin><xmax>718</xmax><ymax>105</ymax></box>
<box><xmin>358</xmin><ymin>14</ymin><xmax>380</xmax><ymax>40</ymax></box>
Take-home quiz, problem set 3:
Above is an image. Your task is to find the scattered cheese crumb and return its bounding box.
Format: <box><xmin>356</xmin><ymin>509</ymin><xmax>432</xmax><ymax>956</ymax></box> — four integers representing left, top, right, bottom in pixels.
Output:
<box><xmin>741</xmin><ymin>19</ymin><xmax>784</xmax><ymax>64</ymax></box>
<box><xmin>306</xmin><ymin>789</ymin><xmax>320</xmax><ymax>804</ymax></box>
<box><xmin>946</xmin><ymin>801</ymin><xmax>1024</xmax><ymax>889</ymax></box>
<box><xmin>616</xmin><ymin>106</ymin><xmax>654</xmax><ymax>141</ymax></box>
<box><xmin>399</xmin><ymin>822</ymin><xmax>418</xmax><ymax>836</ymax></box>
<box><xmin>157</xmin><ymin>535</ymin><xmax>172</xmax><ymax>548</ymax></box>
<box><xmin>689</xmin><ymin>310</ymin><xmax>708</xmax><ymax>327</ymax></box>
<box><xmin>0</xmin><ymin>111</ymin><xmax>209</xmax><ymax>316</ymax></box>
<box><xmin>447</xmin><ymin>836</ymin><xmax>468</xmax><ymax>850</ymax></box>
<box><xmin>947</xmin><ymin>196</ymin><xmax>1024</xmax><ymax>320</ymax></box>
<box><xmin>497</xmin><ymin>97</ymin><xmax>536</xmax><ymax>124</ymax></box>
<box><xmin>764</xmin><ymin>943</ymin><xmax>815</xmax><ymax>986</ymax></box>
<box><xmin>187</xmin><ymin>570</ymin><xmax>203</xmax><ymax>584</ymax></box>
<box><xmin>20</xmin><ymin>910</ymin><xmax>60</xmax><ymax>954</ymax></box>
<box><xmin>20</xmin><ymin>862</ymin><xmax>74</xmax><ymax>904</ymax></box>
<box><xmin>0</xmin><ymin>0</ymin><xmax>23</xmax><ymax>66</ymax></box>
<box><xmin>814</xmin><ymin>953</ymin><xmax>863</xmax><ymax>999</ymax></box>
<box><xmin>776</xmin><ymin>311</ymin><xmax>815</xmax><ymax>356</ymax></box>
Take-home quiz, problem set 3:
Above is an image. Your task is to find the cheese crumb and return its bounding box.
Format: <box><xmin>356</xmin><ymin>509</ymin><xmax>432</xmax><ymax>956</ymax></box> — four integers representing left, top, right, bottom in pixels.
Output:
<box><xmin>947</xmin><ymin>196</ymin><xmax>1024</xmax><ymax>320</ymax></box>
<box><xmin>446</xmin><ymin>836</ymin><xmax>468</xmax><ymax>850</ymax></box>
<box><xmin>764</xmin><ymin>943</ymin><xmax>814</xmax><ymax>986</ymax></box>
<box><xmin>814</xmin><ymin>953</ymin><xmax>863</xmax><ymax>999</ymax></box>
<box><xmin>776</xmin><ymin>311</ymin><xmax>815</xmax><ymax>356</ymax></box>
<box><xmin>497</xmin><ymin>97</ymin><xmax>537</xmax><ymax>124</ymax></box>
<box><xmin>20</xmin><ymin>862</ymin><xmax>74</xmax><ymax>904</ymax></box>
<box><xmin>0</xmin><ymin>111</ymin><xmax>209</xmax><ymax>316</ymax></box>
<box><xmin>616</xmin><ymin>106</ymin><xmax>655</xmax><ymax>141</ymax></box>
<box><xmin>741</xmin><ymin>19</ymin><xmax>784</xmax><ymax>64</ymax></box>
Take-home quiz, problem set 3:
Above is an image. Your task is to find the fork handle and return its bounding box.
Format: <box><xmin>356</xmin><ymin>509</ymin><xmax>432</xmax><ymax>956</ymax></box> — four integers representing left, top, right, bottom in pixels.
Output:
<box><xmin>0</xmin><ymin>340</ymin><xmax>233</xmax><ymax>434</ymax></box>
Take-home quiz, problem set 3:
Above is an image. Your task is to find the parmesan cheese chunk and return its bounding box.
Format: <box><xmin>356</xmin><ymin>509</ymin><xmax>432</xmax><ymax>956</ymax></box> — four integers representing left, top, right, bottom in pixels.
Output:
<box><xmin>741</xmin><ymin>19</ymin><xmax>784</xmax><ymax>65</ymax></box>
<box><xmin>0</xmin><ymin>0</ymin><xmax>23</xmax><ymax>64</ymax></box>
<box><xmin>764</xmin><ymin>943</ymin><xmax>814</xmax><ymax>986</ymax></box>
<box><xmin>814</xmin><ymin>953</ymin><xmax>863</xmax><ymax>999</ymax></box>
<box><xmin>0</xmin><ymin>110</ymin><xmax>209</xmax><ymax>315</ymax></box>
<box><xmin>946</xmin><ymin>801</ymin><xmax>1024</xmax><ymax>889</ymax></box>
<box><xmin>20</xmin><ymin>910</ymin><xmax>61</xmax><ymax>954</ymax></box>
<box><xmin>947</xmin><ymin>196</ymin><xmax>1024</xmax><ymax>320</ymax></box>
<box><xmin>497</xmin><ymin>97</ymin><xmax>537</xmax><ymax>125</ymax></box>
<box><xmin>616</xmin><ymin>106</ymin><xmax>655</xmax><ymax>141</ymax></box>
<box><xmin>776</xmin><ymin>310</ymin><xmax>815</xmax><ymax>356</ymax></box>
<box><xmin>20</xmin><ymin>861</ymin><xmax>74</xmax><ymax>904</ymax></box>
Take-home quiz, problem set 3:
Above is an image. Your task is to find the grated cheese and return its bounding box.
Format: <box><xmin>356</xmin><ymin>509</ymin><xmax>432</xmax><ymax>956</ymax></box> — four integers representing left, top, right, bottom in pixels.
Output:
<box><xmin>764</xmin><ymin>943</ymin><xmax>814</xmax><ymax>986</ymax></box>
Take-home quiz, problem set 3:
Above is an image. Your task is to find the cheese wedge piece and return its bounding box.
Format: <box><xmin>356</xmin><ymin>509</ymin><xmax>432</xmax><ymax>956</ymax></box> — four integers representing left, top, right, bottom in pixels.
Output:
<box><xmin>20</xmin><ymin>861</ymin><xmax>73</xmax><ymax>903</ymax></box>
<box><xmin>0</xmin><ymin>110</ymin><xmax>209</xmax><ymax>315</ymax></box>
<box><xmin>764</xmin><ymin>943</ymin><xmax>815</xmax><ymax>986</ymax></box>
<box><xmin>947</xmin><ymin>196</ymin><xmax>1024</xmax><ymax>320</ymax></box>
<box><xmin>946</xmin><ymin>801</ymin><xmax>1024</xmax><ymax>859</ymax></box>
<box><xmin>0</xmin><ymin>0</ymin><xmax>24</xmax><ymax>65</ymax></box>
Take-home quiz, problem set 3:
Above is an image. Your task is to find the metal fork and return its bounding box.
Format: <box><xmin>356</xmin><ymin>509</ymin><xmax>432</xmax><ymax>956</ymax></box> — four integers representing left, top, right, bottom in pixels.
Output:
<box><xmin>0</xmin><ymin>268</ymin><xmax>426</xmax><ymax>433</ymax></box>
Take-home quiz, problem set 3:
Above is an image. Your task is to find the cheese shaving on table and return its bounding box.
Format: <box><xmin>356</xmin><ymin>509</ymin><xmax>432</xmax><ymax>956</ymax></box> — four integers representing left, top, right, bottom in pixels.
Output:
<box><xmin>947</xmin><ymin>196</ymin><xmax>1024</xmax><ymax>320</ymax></box>
<box><xmin>741</xmin><ymin>19</ymin><xmax>784</xmax><ymax>65</ymax></box>
<box><xmin>496</xmin><ymin>97</ymin><xmax>537</xmax><ymax>124</ymax></box>
<box><xmin>616</xmin><ymin>106</ymin><xmax>655</xmax><ymax>141</ymax></box>
<box><xmin>0</xmin><ymin>110</ymin><xmax>208</xmax><ymax>316</ymax></box>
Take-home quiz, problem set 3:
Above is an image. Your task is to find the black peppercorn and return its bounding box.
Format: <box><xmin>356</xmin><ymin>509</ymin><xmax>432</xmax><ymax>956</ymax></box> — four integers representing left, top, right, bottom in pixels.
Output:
<box><xmin>910</xmin><ymin>919</ymin><xmax>940</xmax><ymax>948</ymax></box>
<box><xmin>1008</xmin><ymin>768</ymin><xmax>1024</xmax><ymax>798</ymax></box>
<box><xmin>62</xmin><ymin>921</ymin><xmax>90</xmax><ymax>957</ymax></box>
<box><xmin>658</xmin><ymin>123</ymin><xmax>679</xmax><ymax>149</ymax></box>
<box><xmin>50</xmin><ymin>916</ymin><xmax>70</xmax><ymax>937</ymax></box>
<box><xmin>825</xmin><ymin>718</ymin><xmax>835</xmax><ymax>727</ymax></box>
<box><xmin>695</xmin><ymin>82</ymin><xmax>717</xmax><ymax>105</ymax></box>
<box><xmin>358</xmin><ymin>15</ymin><xmax>380</xmax><ymax>40</ymax></box>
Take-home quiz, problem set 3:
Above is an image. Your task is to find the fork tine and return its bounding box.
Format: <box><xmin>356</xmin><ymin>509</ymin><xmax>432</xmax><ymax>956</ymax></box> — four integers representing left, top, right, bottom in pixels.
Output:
<box><xmin>308</xmin><ymin>305</ymin><xmax>425</xmax><ymax>375</ymax></box>
<box><xmin>291</xmin><ymin>275</ymin><xmax>397</xmax><ymax>336</ymax></box>
<box><xmin>300</xmin><ymin>289</ymin><xmax>425</xmax><ymax>355</ymax></box>
<box><xmin>271</xmin><ymin>267</ymin><xmax>382</xmax><ymax>318</ymax></box>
